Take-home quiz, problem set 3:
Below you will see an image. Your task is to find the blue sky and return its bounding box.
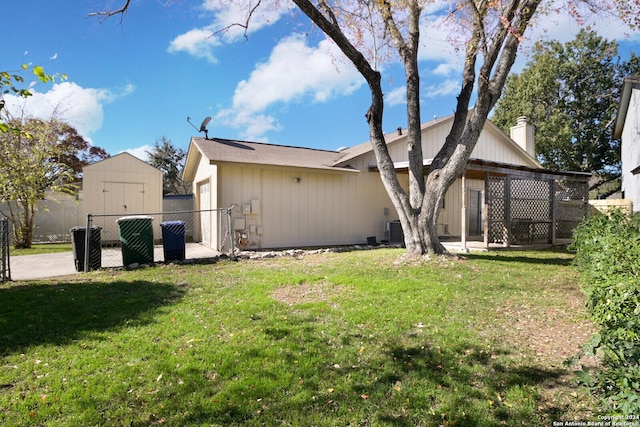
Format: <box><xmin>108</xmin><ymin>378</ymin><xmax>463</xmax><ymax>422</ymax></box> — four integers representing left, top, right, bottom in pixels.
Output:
<box><xmin>2</xmin><ymin>0</ymin><xmax>639</xmax><ymax>160</ymax></box>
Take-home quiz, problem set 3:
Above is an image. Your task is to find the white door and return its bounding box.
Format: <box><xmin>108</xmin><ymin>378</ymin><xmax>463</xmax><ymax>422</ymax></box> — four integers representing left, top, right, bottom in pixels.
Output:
<box><xmin>99</xmin><ymin>182</ymin><xmax>146</xmax><ymax>241</ymax></box>
<box><xmin>199</xmin><ymin>181</ymin><xmax>211</xmax><ymax>247</ymax></box>
<box><xmin>102</xmin><ymin>182</ymin><xmax>145</xmax><ymax>214</ymax></box>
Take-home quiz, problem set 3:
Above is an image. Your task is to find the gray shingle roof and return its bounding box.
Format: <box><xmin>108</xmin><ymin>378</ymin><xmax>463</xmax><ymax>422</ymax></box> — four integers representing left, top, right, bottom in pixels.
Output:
<box><xmin>192</xmin><ymin>137</ymin><xmax>358</xmax><ymax>172</ymax></box>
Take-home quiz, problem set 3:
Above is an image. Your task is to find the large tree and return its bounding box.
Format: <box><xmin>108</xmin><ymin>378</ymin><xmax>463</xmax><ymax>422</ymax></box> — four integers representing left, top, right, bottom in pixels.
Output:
<box><xmin>146</xmin><ymin>137</ymin><xmax>190</xmax><ymax>195</ymax></box>
<box><xmin>55</xmin><ymin>123</ymin><xmax>110</xmax><ymax>182</ymax></box>
<box><xmin>96</xmin><ymin>0</ymin><xmax>640</xmax><ymax>255</ymax></box>
<box><xmin>492</xmin><ymin>29</ymin><xmax>640</xmax><ymax>196</ymax></box>
<box><xmin>0</xmin><ymin>118</ymin><xmax>106</xmax><ymax>248</ymax></box>
<box><xmin>1</xmin><ymin>66</ymin><xmax>109</xmax><ymax>248</ymax></box>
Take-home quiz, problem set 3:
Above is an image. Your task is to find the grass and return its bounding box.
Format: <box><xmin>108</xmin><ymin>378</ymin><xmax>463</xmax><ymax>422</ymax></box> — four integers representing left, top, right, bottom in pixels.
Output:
<box><xmin>0</xmin><ymin>247</ymin><xmax>596</xmax><ymax>426</ymax></box>
<box><xmin>10</xmin><ymin>243</ymin><xmax>72</xmax><ymax>256</ymax></box>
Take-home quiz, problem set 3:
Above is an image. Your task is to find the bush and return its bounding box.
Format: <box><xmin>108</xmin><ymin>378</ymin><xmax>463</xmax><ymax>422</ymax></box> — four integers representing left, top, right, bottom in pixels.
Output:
<box><xmin>570</xmin><ymin>209</ymin><xmax>640</xmax><ymax>414</ymax></box>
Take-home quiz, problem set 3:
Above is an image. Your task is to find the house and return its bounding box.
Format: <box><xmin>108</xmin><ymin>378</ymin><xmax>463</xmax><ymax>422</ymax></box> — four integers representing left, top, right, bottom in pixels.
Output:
<box><xmin>182</xmin><ymin>114</ymin><xmax>591</xmax><ymax>251</ymax></box>
<box><xmin>613</xmin><ymin>75</ymin><xmax>640</xmax><ymax>212</ymax></box>
<box><xmin>82</xmin><ymin>152</ymin><xmax>163</xmax><ymax>241</ymax></box>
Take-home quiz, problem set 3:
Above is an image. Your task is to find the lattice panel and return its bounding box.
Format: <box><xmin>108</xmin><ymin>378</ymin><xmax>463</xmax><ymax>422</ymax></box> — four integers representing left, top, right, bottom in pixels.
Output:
<box><xmin>487</xmin><ymin>176</ymin><xmax>507</xmax><ymax>243</ymax></box>
<box><xmin>510</xmin><ymin>178</ymin><xmax>552</xmax><ymax>244</ymax></box>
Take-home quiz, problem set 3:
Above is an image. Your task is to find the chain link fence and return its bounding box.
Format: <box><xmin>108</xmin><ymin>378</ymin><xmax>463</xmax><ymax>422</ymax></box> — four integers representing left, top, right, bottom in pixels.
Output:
<box><xmin>1</xmin><ymin>218</ymin><xmax>10</xmax><ymax>282</ymax></box>
<box><xmin>77</xmin><ymin>208</ymin><xmax>234</xmax><ymax>271</ymax></box>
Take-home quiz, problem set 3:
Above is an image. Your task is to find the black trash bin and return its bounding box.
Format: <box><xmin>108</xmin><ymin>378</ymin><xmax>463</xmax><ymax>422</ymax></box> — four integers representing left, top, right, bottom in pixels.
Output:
<box><xmin>160</xmin><ymin>221</ymin><xmax>186</xmax><ymax>262</ymax></box>
<box><xmin>116</xmin><ymin>216</ymin><xmax>154</xmax><ymax>266</ymax></box>
<box><xmin>70</xmin><ymin>226</ymin><xmax>102</xmax><ymax>272</ymax></box>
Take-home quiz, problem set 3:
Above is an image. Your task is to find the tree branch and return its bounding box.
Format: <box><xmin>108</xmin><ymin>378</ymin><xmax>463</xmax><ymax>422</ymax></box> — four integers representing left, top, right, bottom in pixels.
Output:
<box><xmin>88</xmin><ymin>0</ymin><xmax>131</xmax><ymax>22</ymax></box>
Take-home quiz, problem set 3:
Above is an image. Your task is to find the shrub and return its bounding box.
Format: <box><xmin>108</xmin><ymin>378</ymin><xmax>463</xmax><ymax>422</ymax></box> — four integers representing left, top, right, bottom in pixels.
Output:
<box><xmin>570</xmin><ymin>209</ymin><xmax>640</xmax><ymax>414</ymax></box>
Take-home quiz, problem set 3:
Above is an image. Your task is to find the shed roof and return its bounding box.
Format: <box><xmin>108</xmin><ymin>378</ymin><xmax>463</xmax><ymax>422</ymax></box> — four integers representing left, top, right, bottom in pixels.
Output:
<box><xmin>82</xmin><ymin>152</ymin><xmax>162</xmax><ymax>174</ymax></box>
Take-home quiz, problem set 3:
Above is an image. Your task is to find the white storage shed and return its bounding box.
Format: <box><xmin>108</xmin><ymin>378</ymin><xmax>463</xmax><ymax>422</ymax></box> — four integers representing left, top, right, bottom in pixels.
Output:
<box><xmin>82</xmin><ymin>152</ymin><xmax>163</xmax><ymax>242</ymax></box>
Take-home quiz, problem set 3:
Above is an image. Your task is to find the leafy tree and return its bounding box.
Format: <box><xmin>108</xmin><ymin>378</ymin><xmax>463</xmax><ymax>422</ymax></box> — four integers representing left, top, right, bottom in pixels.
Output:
<box><xmin>146</xmin><ymin>137</ymin><xmax>190</xmax><ymax>195</ymax></box>
<box><xmin>492</xmin><ymin>30</ymin><xmax>640</xmax><ymax>196</ymax></box>
<box><xmin>0</xmin><ymin>119</ymin><xmax>82</xmax><ymax>248</ymax></box>
<box><xmin>1</xmin><ymin>65</ymin><xmax>55</xmax><ymax>134</ymax></box>
<box><xmin>54</xmin><ymin>123</ymin><xmax>110</xmax><ymax>181</ymax></box>
<box><xmin>1</xmin><ymin>65</ymin><xmax>108</xmax><ymax>248</ymax></box>
<box><xmin>97</xmin><ymin>0</ymin><xmax>640</xmax><ymax>255</ymax></box>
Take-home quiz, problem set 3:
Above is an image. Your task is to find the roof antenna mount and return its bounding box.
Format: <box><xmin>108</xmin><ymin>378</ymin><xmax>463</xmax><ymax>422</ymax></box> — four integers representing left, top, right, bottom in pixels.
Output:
<box><xmin>187</xmin><ymin>116</ymin><xmax>212</xmax><ymax>140</ymax></box>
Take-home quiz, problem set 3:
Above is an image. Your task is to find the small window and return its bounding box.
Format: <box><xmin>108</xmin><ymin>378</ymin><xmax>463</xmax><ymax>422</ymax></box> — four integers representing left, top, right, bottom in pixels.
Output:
<box><xmin>439</xmin><ymin>197</ymin><xmax>445</xmax><ymax>210</ymax></box>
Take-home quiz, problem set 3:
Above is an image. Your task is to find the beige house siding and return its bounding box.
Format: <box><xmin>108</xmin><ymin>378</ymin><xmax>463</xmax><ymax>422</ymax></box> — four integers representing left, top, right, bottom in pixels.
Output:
<box><xmin>380</xmin><ymin>121</ymin><xmax>537</xmax><ymax>167</ymax></box>
<box><xmin>213</xmin><ymin>163</ymin><xmax>391</xmax><ymax>249</ymax></box>
<box><xmin>184</xmin><ymin>115</ymin><xmax>559</xmax><ymax>250</ymax></box>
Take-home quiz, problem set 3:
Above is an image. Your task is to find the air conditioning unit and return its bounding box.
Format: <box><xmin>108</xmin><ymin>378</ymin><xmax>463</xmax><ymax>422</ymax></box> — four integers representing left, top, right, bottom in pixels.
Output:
<box><xmin>388</xmin><ymin>220</ymin><xmax>404</xmax><ymax>244</ymax></box>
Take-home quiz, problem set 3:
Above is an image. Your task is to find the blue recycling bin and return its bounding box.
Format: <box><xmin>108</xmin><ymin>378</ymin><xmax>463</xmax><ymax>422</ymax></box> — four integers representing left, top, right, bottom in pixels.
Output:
<box><xmin>160</xmin><ymin>221</ymin><xmax>186</xmax><ymax>261</ymax></box>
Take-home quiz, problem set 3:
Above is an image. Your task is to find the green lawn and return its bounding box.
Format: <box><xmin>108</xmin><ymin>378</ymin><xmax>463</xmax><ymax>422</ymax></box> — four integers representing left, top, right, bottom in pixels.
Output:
<box><xmin>10</xmin><ymin>243</ymin><xmax>73</xmax><ymax>256</ymax></box>
<box><xmin>0</xmin><ymin>248</ymin><xmax>596</xmax><ymax>426</ymax></box>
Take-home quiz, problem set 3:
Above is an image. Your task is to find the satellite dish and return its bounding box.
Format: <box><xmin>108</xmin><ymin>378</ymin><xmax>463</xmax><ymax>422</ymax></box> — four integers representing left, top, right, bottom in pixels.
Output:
<box><xmin>199</xmin><ymin>116</ymin><xmax>212</xmax><ymax>133</ymax></box>
<box><xmin>187</xmin><ymin>116</ymin><xmax>212</xmax><ymax>139</ymax></box>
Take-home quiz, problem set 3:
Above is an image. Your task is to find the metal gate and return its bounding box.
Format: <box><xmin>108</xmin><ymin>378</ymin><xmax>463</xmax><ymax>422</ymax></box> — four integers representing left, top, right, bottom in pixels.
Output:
<box><xmin>1</xmin><ymin>218</ymin><xmax>10</xmax><ymax>282</ymax></box>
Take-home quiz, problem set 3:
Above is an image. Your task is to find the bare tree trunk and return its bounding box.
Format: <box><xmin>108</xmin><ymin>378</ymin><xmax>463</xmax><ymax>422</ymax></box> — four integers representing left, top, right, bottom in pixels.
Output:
<box><xmin>4</xmin><ymin>200</ymin><xmax>35</xmax><ymax>249</ymax></box>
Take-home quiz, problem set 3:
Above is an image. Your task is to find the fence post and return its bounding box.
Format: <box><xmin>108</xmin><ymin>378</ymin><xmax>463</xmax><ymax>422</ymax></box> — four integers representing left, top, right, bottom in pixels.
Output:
<box><xmin>227</xmin><ymin>207</ymin><xmax>235</xmax><ymax>255</ymax></box>
<box><xmin>1</xmin><ymin>218</ymin><xmax>10</xmax><ymax>282</ymax></box>
<box><xmin>84</xmin><ymin>214</ymin><xmax>92</xmax><ymax>273</ymax></box>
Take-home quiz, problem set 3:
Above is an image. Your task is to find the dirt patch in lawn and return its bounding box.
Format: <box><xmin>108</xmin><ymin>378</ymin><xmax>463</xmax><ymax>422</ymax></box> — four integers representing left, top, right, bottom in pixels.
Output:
<box><xmin>270</xmin><ymin>281</ymin><xmax>348</xmax><ymax>306</ymax></box>
<box><xmin>488</xmin><ymin>284</ymin><xmax>599</xmax><ymax>419</ymax></box>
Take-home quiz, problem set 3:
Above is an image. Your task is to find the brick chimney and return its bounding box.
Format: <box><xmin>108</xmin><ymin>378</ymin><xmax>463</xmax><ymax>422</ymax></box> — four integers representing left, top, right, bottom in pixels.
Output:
<box><xmin>510</xmin><ymin>116</ymin><xmax>535</xmax><ymax>157</ymax></box>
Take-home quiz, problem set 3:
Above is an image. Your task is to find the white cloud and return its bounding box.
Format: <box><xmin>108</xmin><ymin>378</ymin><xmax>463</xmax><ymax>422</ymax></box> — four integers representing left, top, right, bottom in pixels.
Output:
<box><xmin>217</xmin><ymin>34</ymin><xmax>364</xmax><ymax>140</ymax></box>
<box><xmin>3</xmin><ymin>82</ymin><xmax>135</xmax><ymax>138</ymax></box>
<box><xmin>418</xmin><ymin>13</ymin><xmax>464</xmax><ymax>66</ymax></box>
<box><xmin>120</xmin><ymin>144</ymin><xmax>153</xmax><ymax>162</ymax></box>
<box><xmin>168</xmin><ymin>28</ymin><xmax>221</xmax><ymax>63</ymax></box>
<box><xmin>424</xmin><ymin>79</ymin><xmax>459</xmax><ymax>99</ymax></box>
<box><xmin>386</xmin><ymin>86</ymin><xmax>406</xmax><ymax>106</ymax></box>
<box><xmin>432</xmin><ymin>62</ymin><xmax>458</xmax><ymax>76</ymax></box>
<box><xmin>527</xmin><ymin>4</ymin><xmax>640</xmax><ymax>45</ymax></box>
<box><xmin>167</xmin><ymin>0</ymin><xmax>294</xmax><ymax>62</ymax></box>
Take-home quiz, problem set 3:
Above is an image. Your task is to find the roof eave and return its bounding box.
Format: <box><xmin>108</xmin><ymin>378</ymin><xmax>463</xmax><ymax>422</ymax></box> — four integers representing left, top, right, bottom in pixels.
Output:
<box><xmin>182</xmin><ymin>137</ymin><xmax>203</xmax><ymax>182</ymax></box>
<box><xmin>614</xmin><ymin>76</ymin><xmax>640</xmax><ymax>139</ymax></box>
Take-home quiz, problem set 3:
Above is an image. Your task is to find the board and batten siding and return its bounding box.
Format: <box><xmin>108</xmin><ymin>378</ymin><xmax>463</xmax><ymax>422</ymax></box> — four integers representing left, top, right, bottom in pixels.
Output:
<box><xmin>382</xmin><ymin>120</ymin><xmax>536</xmax><ymax>167</ymax></box>
<box><xmin>204</xmin><ymin>159</ymin><xmax>402</xmax><ymax>249</ymax></box>
<box><xmin>621</xmin><ymin>87</ymin><xmax>640</xmax><ymax>211</ymax></box>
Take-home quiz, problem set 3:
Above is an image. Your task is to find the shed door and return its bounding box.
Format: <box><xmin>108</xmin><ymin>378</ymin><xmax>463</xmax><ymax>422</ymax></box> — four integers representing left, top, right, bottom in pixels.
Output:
<box><xmin>199</xmin><ymin>182</ymin><xmax>211</xmax><ymax>247</ymax></box>
<box><xmin>102</xmin><ymin>182</ymin><xmax>145</xmax><ymax>214</ymax></box>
